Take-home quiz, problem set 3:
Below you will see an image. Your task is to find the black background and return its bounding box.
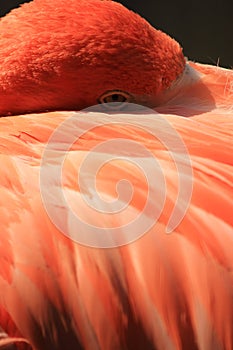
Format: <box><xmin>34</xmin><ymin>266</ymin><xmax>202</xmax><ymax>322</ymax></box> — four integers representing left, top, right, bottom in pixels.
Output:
<box><xmin>1</xmin><ymin>0</ymin><xmax>233</xmax><ymax>67</ymax></box>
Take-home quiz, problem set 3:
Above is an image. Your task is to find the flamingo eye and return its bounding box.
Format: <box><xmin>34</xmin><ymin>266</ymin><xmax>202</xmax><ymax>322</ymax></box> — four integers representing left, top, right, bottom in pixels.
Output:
<box><xmin>98</xmin><ymin>90</ymin><xmax>132</xmax><ymax>109</ymax></box>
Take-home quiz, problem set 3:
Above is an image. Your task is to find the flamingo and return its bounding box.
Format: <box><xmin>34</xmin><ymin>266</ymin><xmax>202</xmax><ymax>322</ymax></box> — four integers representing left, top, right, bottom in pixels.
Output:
<box><xmin>0</xmin><ymin>0</ymin><xmax>233</xmax><ymax>349</ymax></box>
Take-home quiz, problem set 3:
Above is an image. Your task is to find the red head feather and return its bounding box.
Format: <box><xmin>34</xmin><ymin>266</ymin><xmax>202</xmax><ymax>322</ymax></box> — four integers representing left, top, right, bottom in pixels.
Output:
<box><xmin>0</xmin><ymin>0</ymin><xmax>185</xmax><ymax>115</ymax></box>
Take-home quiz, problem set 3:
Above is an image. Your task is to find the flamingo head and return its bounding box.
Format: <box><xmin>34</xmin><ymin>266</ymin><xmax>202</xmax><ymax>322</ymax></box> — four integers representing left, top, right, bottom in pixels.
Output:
<box><xmin>0</xmin><ymin>0</ymin><xmax>185</xmax><ymax>115</ymax></box>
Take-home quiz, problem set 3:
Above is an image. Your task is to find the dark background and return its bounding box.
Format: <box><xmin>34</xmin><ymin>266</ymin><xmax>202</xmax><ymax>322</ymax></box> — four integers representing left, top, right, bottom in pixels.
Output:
<box><xmin>1</xmin><ymin>0</ymin><xmax>233</xmax><ymax>68</ymax></box>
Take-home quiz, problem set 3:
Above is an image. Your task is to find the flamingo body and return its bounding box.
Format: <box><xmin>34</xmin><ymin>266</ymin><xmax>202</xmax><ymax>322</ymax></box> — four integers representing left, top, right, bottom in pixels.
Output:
<box><xmin>0</xmin><ymin>1</ymin><xmax>232</xmax><ymax>349</ymax></box>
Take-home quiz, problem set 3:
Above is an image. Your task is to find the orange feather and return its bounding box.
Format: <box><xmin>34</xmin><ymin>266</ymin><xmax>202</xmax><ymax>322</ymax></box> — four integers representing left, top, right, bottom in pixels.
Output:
<box><xmin>0</xmin><ymin>1</ymin><xmax>232</xmax><ymax>350</ymax></box>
